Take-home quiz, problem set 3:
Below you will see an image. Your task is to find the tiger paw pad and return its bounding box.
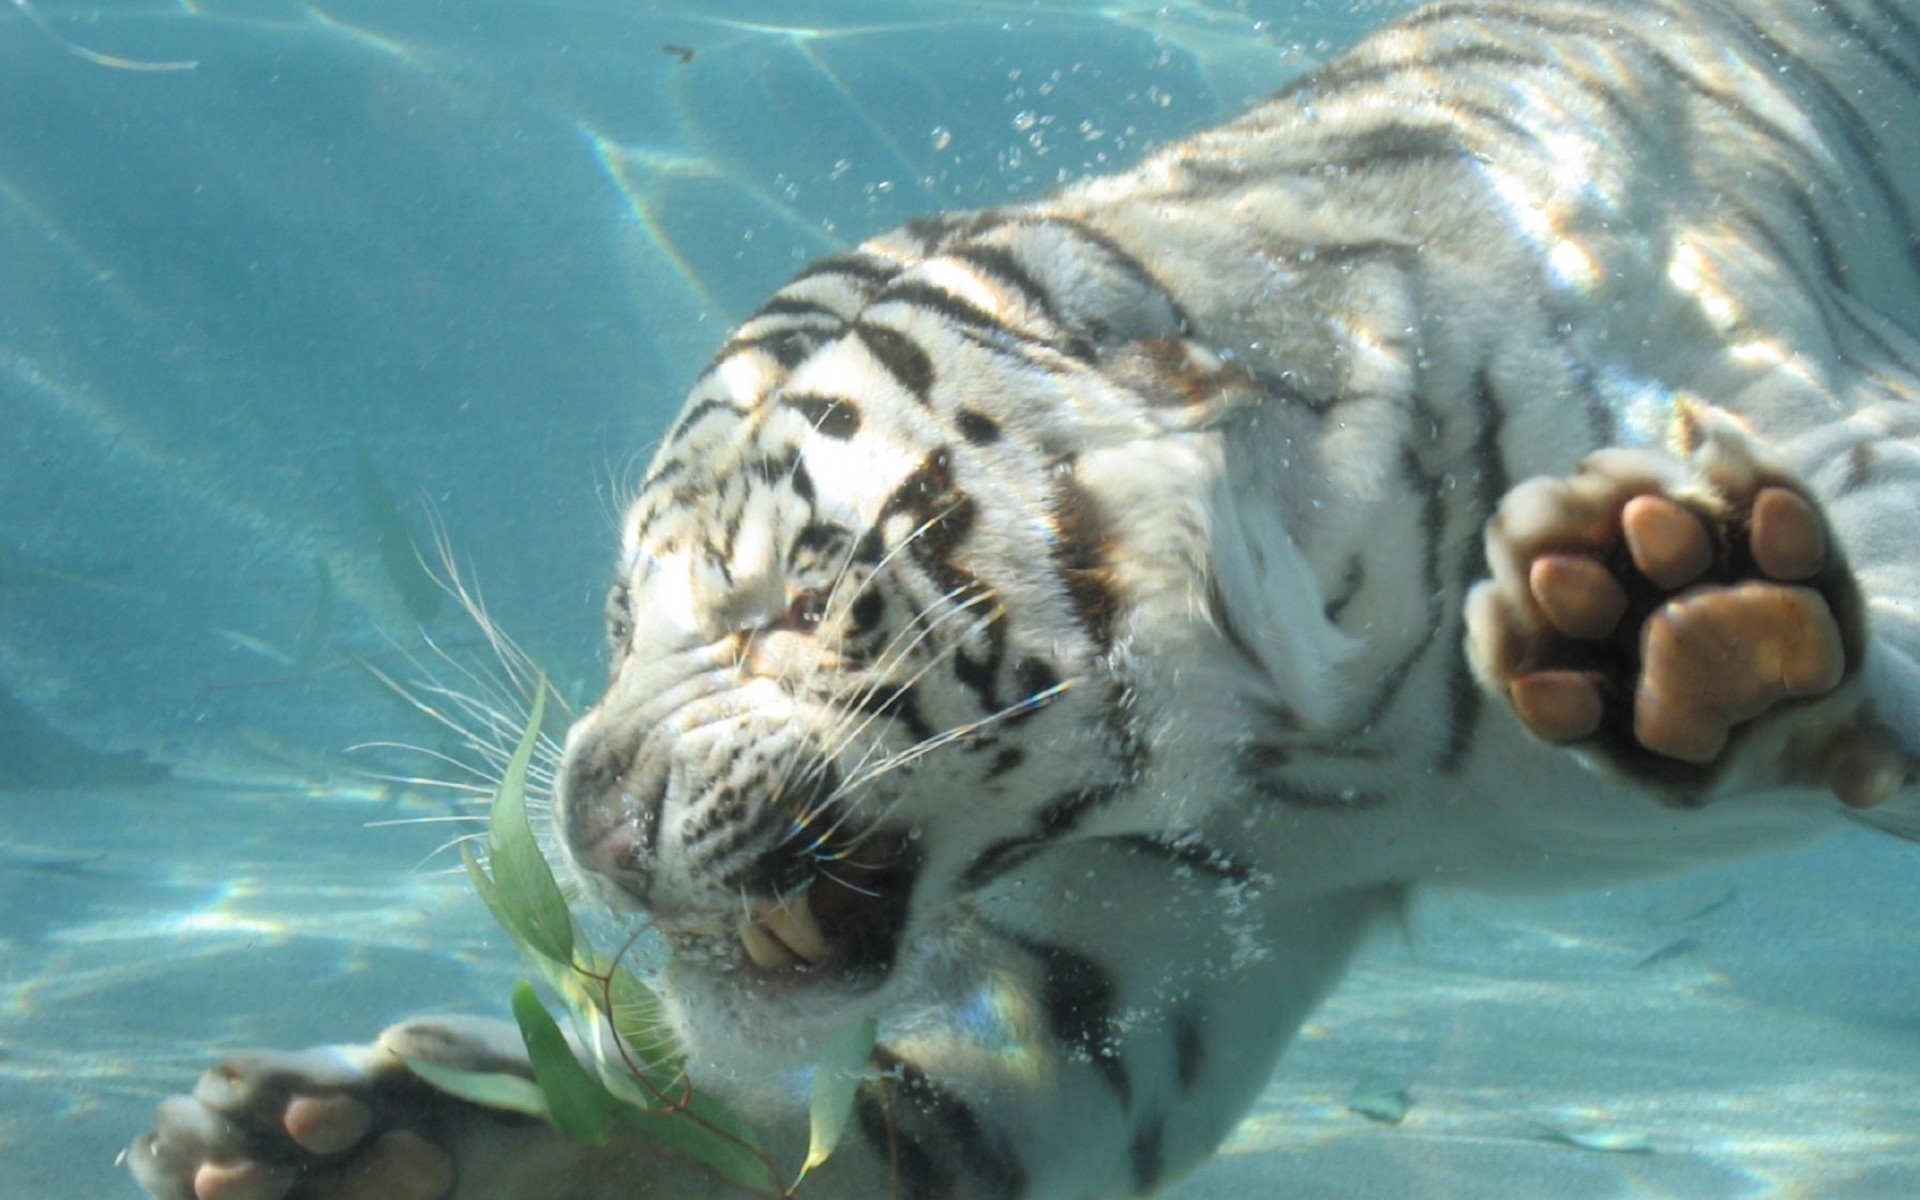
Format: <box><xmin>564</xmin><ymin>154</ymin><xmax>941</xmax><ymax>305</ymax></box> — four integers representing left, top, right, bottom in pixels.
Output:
<box><xmin>1465</xmin><ymin>417</ymin><xmax>1860</xmax><ymax>779</ymax></box>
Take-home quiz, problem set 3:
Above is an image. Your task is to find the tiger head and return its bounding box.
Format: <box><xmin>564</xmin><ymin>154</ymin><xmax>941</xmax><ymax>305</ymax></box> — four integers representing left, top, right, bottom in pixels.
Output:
<box><xmin>552</xmin><ymin>212</ymin><xmax>1304</xmax><ymax>1061</ymax></box>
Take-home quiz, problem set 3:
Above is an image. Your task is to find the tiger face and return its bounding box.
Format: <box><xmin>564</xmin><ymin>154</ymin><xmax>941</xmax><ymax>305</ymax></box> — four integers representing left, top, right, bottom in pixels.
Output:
<box><xmin>552</xmin><ymin>217</ymin><xmax>1257</xmax><ymax>1056</ymax></box>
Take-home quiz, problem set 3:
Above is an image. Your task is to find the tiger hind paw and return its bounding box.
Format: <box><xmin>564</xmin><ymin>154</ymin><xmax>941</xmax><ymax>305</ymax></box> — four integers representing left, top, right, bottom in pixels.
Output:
<box><xmin>1464</xmin><ymin>405</ymin><xmax>1897</xmax><ymax>803</ymax></box>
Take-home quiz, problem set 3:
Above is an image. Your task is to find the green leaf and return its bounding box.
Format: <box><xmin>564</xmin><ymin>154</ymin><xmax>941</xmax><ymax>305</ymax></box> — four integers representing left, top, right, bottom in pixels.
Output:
<box><xmin>397</xmin><ymin>1056</ymin><xmax>551</xmax><ymax>1120</ymax></box>
<box><xmin>800</xmin><ymin>1017</ymin><xmax>877</xmax><ymax>1180</ymax></box>
<box><xmin>462</xmin><ymin>841</ymin><xmax>506</xmax><ymax>926</ymax></box>
<box><xmin>618</xmin><ymin>1099</ymin><xmax>779</xmax><ymax>1196</ymax></box>
<box><xmin>462</xmin><ymin>840</ymin><xmax>579</xmax><ymax>1007</ymax></box>
<box><xmin>456</xmin><ymin>681</ymin><xmax>782</xmax><ymax>1196</ymax></box>
<box><xmin>513</xmin><ymin>980</ymin><xmax>613</xmax><ymax>1145</ymax></box>
<box><xmin>483</xmin><ymin>686</ymin><xmax>573</xmax><ymax>967</ymax></box>
<box><xmin>604</xmin><ymin>959</ymin><xmax>684</xmax><ymax>1077</ymax></box>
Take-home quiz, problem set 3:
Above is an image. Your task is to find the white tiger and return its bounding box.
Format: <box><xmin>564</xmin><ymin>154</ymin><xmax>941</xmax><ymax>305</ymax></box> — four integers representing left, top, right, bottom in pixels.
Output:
<box><xmin>130</xmin><ymin>1</ymin><xmax>1920</xmax><ymax>1197</ymax></box>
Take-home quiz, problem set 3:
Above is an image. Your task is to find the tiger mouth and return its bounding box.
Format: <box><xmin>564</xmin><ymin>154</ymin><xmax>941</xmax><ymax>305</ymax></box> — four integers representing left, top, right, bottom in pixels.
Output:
<box><xmin>656</xmin><ymin>830</ymin><xmax>921</xmax><ymax>988</ymax></box>
<box><xmin>657</xmin><ymin>891</ymin><xmax>830</xmax><ymax>971</ymax></box>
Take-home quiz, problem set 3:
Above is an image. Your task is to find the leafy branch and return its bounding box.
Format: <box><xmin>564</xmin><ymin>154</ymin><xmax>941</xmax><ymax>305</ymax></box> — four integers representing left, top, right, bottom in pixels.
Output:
<box><xmin>399</xmin><ymin>683</ymin><xmax>874</xmax><ymax>1196</ymax></box>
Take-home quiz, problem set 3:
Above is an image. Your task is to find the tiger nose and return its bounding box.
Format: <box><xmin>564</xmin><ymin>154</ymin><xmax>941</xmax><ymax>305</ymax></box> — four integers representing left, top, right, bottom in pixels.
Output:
<box><xmin>555</xmin><ymin>729</ymin><xmax>666</xmax><ymax>905</ymax></box>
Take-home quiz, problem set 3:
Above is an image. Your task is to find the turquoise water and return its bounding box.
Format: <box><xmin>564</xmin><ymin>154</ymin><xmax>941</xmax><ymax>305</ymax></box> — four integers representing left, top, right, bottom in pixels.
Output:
<box><xmin>0</xmin><ymin>3</ymin><xmax>1914</xmax><ymax>1197</ymax></box>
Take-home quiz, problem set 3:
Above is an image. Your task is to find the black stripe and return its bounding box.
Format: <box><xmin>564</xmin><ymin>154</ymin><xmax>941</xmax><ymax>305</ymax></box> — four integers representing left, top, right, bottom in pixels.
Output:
<box><xmin>1725</xmin><ymin>190</ymin><xmax>1852</xmax><ymax>331</ymax></box>
<box><xmin>663</xmin><ymin>396</ymin><xmax>746</xmax><ymax>444</ymax></box>
<box><xmin>1048</xmin><ymin>466</ymin><xmax>1120</xmax><ymax>652</ymax></box>
<box><xmin>875</xmin><ymin>280</ymin><xmax>1006</xmax><ymax>337</ymax></box>
<box><xmin>1248</xmin><ymin>779</ymin><xmax>1391</xmax><ymax>810</ymax></box>
<box><xmin>1205</xmin><ymin>576</ymin><xmax>1264</xmax><ymax>672</ymax></box>
<box><xmin>1110</xmin><ymin>833</ymin><xmax>1258</xmax><ymax>886</ymax></box>
<box><xmin>1010</xmin><ymin>656</ymin><xmax>1061</xmax><ymax>724</ymax></box>
<box><xmin>956</xmin><ymin>407</ymin><xmax>1002</xmax><ymax>445</ymax></box>
<box><xmin>754</xmin><ymin>295</ymin><xmax>845</xmax><ymax>322</ymax></box>
<box><xmin>794</xmin><ymin>250</ymin><xmax>902</xmax><ymax>289</ymax></box>
<box><xmin>875</xmin><ymin>450</ymin><xmax>1010</xmax><ymax>717</ymax></box>
<box><xmin>782</xmin><ymin>392</ymin><xmax>862</xmax><ymax>439</ymax></box>
<box><xmin>1437</xmin><ymin>369</ymin><xmax>1511</xmax><ymax>773</ymax></box>
<box><xmin>1181</xmin><ymin>120</ymin><xmax>1478</xmax><ymax>187</ymax></box>
<box><xmin>903</xmin><ymin>211</ymin><xmax>1002</xmax><ymax>251</ymax></box>
<box><xmin>870</xmin><ymin>1049</ymin><xmax>1028</xmax><ymax>1200</ymax></box>
<box><xmin>1838</xmin><ymin>297</ymin><xmax>1920</xmax><ymax>378</ymax></box>
<box><xmin>1552</xmin><ymin>331</ymin><xmax>1616</xmax><ymax>447</ymax></box>
<box><xmin>641</xmin><ymin>457</ymin><xmax>683</xmax><ymax>490</ymax></box>
<box><xmin>787</xmin><ymin>455</ymin><xmax>816</xmax><ymax>503</ymax></box>
<box><xmin>851</xmin><ymin>679</ymin><xmax>934</xmax><ymax>745</ymax></box>
<box><xmin>1288</xmin><ymin>41</ymin><xmax>1652</xmax><ymax>145</ymax></box>
<box><xmin>857</xmin><ymin>321</ymin><xmax>936</xmax><ymax>403</ymax></box>
<box><xmin>1002</xmin><ymin>933</ymin><xmax>1131</xmax><ymax>1110</ymax></box>
<box><xmin>960</xmin><ymin>838</ymin><xmax>1046</xmax><ymax>890</ymax></box>
<box><xmin>1825</xmin><ymin>0</ymin><xmax>1920</xmax><ymax>91</ymax></box>
<box><xmin>1130</xmin><ymin>1116</ymin><xmax>1167</xmax><ymax>1194</ymax></box>
<box><xmin>984</xmin><ymin>745</ymin><xmax>1024</xmax><ymax>779</ymax></box>
<box><xmin>950</xmin><ymin>243</ymin><xmax>1061</xmax><ymax>328</ymax></box>
<box><xmin>1332</xmin><ymin>436</ymin><xmax>1447</xmax><ymax>739</ymax></box>
<box><xmin>1273</xmin><ymin>0</ymin><xmax>1920</xmax><ymax>294</ymax></box>
<box><xmin>721</xmin><ymin>327</ymin><xmax>827</xmax><ymax>370</ymax></box>
<box><xmin>960</xmin><ymin>784</ymin><xmax>1125</xmax><ymax>891</ymax></box>
<box><xmin>1016</xmin><ymin>215</ymin><xmax>1196</xmax><ymax>336</ymax></box>
<box><xmin>1382</xmin><ymin>4</ymin><xmax>1848</xmax><ymax>189</ymax></box>
<box><xmin>1172</xmin><ymin>1007</ymin><xmax>1206</xmax><ymax>1093</ymax></box>
<box><xmin>1323</xmin><ymin>556</ymin><xmax>1365</xmax><ymax>623</ymax></box>
<box><xmin>1856</xmin><ymin>0</ymin><xmax>1920</xmax><ymax>77</ymax></box>
<box><xmin>1678</xmin><ymin>0</ymin><xmax>1920</xmax><ymax>283</ymax></box>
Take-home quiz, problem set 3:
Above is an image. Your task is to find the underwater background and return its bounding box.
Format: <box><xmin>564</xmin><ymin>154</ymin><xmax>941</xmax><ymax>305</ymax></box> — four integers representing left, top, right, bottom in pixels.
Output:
<box><xmin>0</xmin><ymin>2</ymin><xmax>1913</xmax><ymax>1196</ymax></box>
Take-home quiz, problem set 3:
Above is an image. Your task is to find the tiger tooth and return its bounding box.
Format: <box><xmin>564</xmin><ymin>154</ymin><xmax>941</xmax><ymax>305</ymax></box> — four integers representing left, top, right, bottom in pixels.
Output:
<box><xmin>739</xmin><ymin>918</ymin><xmax>797</xmax><ymax>970</ymax></box>
<box><xmin>762</xmin><ymin>892</ymin><xmax>829</xmax><ymax>963</ymax></box>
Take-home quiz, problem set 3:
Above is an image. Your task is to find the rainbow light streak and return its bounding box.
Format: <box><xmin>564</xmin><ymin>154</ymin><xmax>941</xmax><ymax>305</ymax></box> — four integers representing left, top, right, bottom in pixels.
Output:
<box><xmin>581</xmin><ymin>127</ymin><xmax>729</xmax><ymax>319</ymax></box>
<box><xmin>890</xmin><ymin>966</ymin><xmax>1051</xmax><ymax>1088</ymax></box>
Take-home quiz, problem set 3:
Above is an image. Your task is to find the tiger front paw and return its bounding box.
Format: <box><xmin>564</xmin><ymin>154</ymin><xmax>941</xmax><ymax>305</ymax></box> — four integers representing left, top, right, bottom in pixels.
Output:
<box><xmin>1465</xmin><ymin>406</ymin><xmax>1897</xmax><ymax>804</ymax></box>
<box><xmin>124</xmin><ymin>1017</ymin><xmax>534</xmax><ymax>1200</ymax></box>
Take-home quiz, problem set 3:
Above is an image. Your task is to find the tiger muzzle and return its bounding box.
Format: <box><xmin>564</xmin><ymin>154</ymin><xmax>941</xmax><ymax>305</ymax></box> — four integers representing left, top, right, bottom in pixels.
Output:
<box><xmin>559</xmin><ymin>734</ymin><xmax>921</xmax><ymax>987</ymax></box>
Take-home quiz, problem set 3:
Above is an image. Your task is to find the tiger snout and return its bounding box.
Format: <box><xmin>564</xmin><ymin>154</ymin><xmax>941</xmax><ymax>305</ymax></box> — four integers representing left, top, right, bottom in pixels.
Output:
<box><xmin>555</xmin><ymin>702</ymin><xmax>919</xmax><ymax>987</ymax></box>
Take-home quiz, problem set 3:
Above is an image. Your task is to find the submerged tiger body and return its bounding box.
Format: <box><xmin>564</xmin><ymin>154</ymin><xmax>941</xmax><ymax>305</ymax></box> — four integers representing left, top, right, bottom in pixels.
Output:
<box><xmin>132</xmin><ymin>2</ymin><xmax>1920</xmax><ymax>1198</ymax></box>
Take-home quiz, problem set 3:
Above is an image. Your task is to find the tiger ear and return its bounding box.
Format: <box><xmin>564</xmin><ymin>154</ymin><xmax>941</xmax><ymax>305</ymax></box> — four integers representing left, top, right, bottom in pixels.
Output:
<box><xmin>1103</xmin><ymin>335</ymin><xmax>1266</xmax><ymax>431</ymax></box>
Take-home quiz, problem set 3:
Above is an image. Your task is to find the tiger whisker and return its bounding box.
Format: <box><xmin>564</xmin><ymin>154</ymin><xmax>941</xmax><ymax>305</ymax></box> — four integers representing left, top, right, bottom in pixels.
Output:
<box><xmin>761</xmin><ymin>502</ymin><xmax>975</xmax><ymax>811</ymax></box>
<box><xmin>406</xmin><ymin>829</ymin><xmax>491</xmax><ymax>875</ymax></box>
<box><xmin>778</xmin><ymin>582</ymin><xmax>987</xmax><ymax>799</ymax></box>
<box><xmin>772</xmin><ymin>591</ymin><xmax>997</xmax><ymax>848</ymax></box>
<box><xmin>806</xmin><ymin>681</ymin><xmax>1074</xmax><ymax>859</ymax></box>
<box><xmin>791</xmin><ymin>646</ymin><xmax>1044</xmax><ymax>859</ymax></box>
<box><xmin>355</xmin><ymin>655</ymin><xmax>522</xmax><ymax>774</ymax></box>
<box><xmin>838</xmin><ymin>681</ymin><xmax>1072</xmax><ymax>794</ymax></box>
<box><xmin>357</xmin><ymin>650</ymin><xmax>565</xmax><ymax>802</ymax></box>
<box><xmin>422</xmin><ymin>516</ymin><xmax>569</xmax><ymax>718</ymax></box>
<box><xmin>355</xmin><ymin>775</ymin><xmax>495</xmax><ymax>798</ymax></box>
<box><xmin>802</xmin><ymin>571</ymin><xmax>997</xmax><ymax>760</ymax></box>
<box><xmin>812</xmin><ymin>594</ymin><xmax>996</xmax><ymax>776</ymax></box>
<box><xmin>346</xmin><ymin>741</ymin><xmax>502</xmax><ymax>784</ymax></box>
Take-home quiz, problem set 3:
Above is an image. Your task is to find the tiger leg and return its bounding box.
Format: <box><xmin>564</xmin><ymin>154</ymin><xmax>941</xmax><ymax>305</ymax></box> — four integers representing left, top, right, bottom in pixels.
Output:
<box><xmin>127</xmin><ymin>857</ymin><xmax>1392</xmax><ymax>1200</ymax></box>
<box><xmin>123</xmin><ymin>1015</ymin><xmax>702</xmax><ymax>1200</ymax></box>
<box><xmin>1464</xmin><ymin>404</ymin><xmax>1911</xmax><ymax>808</ymax></box>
